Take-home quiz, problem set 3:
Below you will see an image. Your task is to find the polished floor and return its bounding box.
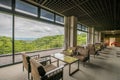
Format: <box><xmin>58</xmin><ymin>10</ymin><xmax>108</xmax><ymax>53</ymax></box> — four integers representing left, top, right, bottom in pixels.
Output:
<box><xmin>0</xmin><ymin>47</ymin><xmax>120</xmax><ymax>80</ymax></box>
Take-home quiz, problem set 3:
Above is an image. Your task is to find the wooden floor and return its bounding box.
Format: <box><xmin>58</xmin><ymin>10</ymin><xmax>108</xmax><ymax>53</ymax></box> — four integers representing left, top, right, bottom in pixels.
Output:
<box><xmin>0</xmin><ymin>47</ymin><xmax>120</xmax><ymax>80</ymax></box>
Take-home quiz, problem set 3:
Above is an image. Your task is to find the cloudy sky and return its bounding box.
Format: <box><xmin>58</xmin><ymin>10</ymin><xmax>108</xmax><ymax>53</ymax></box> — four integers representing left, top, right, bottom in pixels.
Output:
<box><xmin>0</xmin><ymin>13</ymin><xmax>64</xmax><ymax>40</ymax></box>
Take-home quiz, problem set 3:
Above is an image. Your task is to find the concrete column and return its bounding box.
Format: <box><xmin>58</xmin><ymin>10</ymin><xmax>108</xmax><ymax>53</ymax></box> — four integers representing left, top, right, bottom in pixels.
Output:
<box><xmin>98</xmin><ymin>32</ymin><xmax>101</xmax><ymax>42</ymax></box>
<box><xmin>64</xmin><ymin>16</ymin><xmax>77</xmax><ymax>49</ymax></box>
<box><xmin>87</xmin><ymin>27</ymin><xmax>94</xmax><ymax>44</ymax></box>
<box><xmin>87</xmin><ymin>27</ymin><xmax>91</xmax><ymax>44</ymax></box>
<box><xmin>92</xmin><ymin>27</ymin><xmax>95</xmax><ymax>44</ymax></box>
<box><xmin>94</xmin><ymin>31</ymin><xmax>99</xmax><ymax>43</ymax></box>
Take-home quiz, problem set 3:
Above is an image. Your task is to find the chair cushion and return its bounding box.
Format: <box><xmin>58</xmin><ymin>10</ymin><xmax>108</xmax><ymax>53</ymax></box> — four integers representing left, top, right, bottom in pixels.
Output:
<box><xmin>44</xmin><ymin>64</ymin><xmax>57</xmax><ymax>72</ymax></box>
<box><xmin>38</xmin><ymin>66</ymin><xmax>46</xmax><ymax>77</ymax></box>
<box><xmin>66</xmin><ymin>49</ymin><xmax>73</xmax><ymax>55</ymax></box>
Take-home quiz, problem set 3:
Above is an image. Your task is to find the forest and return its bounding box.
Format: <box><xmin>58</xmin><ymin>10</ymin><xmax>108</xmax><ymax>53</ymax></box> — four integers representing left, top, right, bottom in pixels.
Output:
<box><xmin>0</xmin><ymin>33</ymin><xmax>86</xmax><ymax>54</ymax></box>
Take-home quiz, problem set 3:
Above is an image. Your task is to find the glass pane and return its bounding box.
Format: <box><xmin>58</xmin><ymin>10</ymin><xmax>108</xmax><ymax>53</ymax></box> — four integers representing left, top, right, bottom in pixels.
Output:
<box><xmin>0</xmin><ymin>0</ymin><xmax>12</xmax><ymax>9</ymax></box>
<box><xmin>15</xmin><ymin>0</ymin><xmax>38</xmax><ymax>16</ymax></box>
<box><xmin>0</xmin><ymin>12</ymin><xmax>12</xmax><ymax>66</ymax></box>
<box><xmin>15</xmin><ymin>16</ymin><xmax>64</xmax><ymax>62</ymax></box>
<box><xmin>55</xmin><ymin>15</ymin><xmax>64</xmax><ymax>24</ymax></box>
<box><xmin>82</xmin><ymin>26</ymin><xmax>85</xmax><ymax>31</ymax></box>
<box><xmin>77</xmin><ymin>24</ymin><xmax>82</xmax><ymax>30</ymax></box>
<box><xmin>77</xmin><ymin>31</ymin><xmax>87</xmax><ymax>46</ymax></box>
<box><xmin>40</xmin><ymin>9</ymin><xmax>54</xmax><ymax>21</ymax></box>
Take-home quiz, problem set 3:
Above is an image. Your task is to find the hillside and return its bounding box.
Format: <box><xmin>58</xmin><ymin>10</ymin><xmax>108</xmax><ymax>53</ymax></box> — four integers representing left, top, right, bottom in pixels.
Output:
<box><xmin>0</xmin><ymin>33</ymin><xmax>86</xmax><ymax>54</ymax></box>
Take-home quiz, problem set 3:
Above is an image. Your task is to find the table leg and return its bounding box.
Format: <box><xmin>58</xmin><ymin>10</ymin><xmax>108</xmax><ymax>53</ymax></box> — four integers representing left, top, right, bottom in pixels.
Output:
<box><xmin>69</xmin><ymin>60</ymin><xmax>79</xmax><ymax>76</ymax></box>
<box><xmin>78</xmin><ymin>60</ymin><xmax>79</xmax><ymax>70</ymax></box>
<box><xmin>69</xmin><ymin>64</ymin><xmax>71</xmax><ymax>76</ymax></box>
<box><xmin>57</xmin><ymin>59</ymin><xmax>59</xmax><ymax>67</ymax></box>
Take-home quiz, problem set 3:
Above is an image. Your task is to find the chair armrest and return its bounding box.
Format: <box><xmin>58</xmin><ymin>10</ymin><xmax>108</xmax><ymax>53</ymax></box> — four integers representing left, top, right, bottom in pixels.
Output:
<box><xmin>41</xmin><ymin>65</ymin><xmax>64</xmax><ymax>80</ymax></box>
<box><xmin>40</xmin><ymin>55</ymin><xmax>51</xmax><ymax>58</ymax></box>
<box><xmin>30</xmin><ymin>54</ymin><xmax>40</xmax><ymax>59</ymax></box>
<box><xmin>39</xmin><ymin>55</ymin><xmax>51</xmax><ymax>62</ymax></box>
<box><xmin>45</xmin><ymin>65</ymin><xmax>64</xmax><ymax>75</ymax></box>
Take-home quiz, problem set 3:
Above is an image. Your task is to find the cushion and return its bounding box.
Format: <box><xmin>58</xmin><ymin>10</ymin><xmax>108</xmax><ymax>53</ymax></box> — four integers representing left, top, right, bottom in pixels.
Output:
<box><xmin>38</xmin><ymin>66</ymin><xmax>46</xmax><ymax>77</ymax></box>
<box><xmin>66</xmin><ymin>49</ymin><xmax>73</xmax><ymax>55</ymax></box>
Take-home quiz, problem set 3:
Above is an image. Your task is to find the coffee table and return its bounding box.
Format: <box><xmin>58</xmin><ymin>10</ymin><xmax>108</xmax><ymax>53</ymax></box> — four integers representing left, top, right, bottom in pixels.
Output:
<box><xmin>51</xmin><ymin>53</ymin><xmax>79</xmax><ymax>76</ymax></box>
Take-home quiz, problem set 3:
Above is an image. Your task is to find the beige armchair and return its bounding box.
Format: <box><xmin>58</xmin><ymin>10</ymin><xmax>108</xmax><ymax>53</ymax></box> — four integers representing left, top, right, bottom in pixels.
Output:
<box><xmin>21</xmin><ymin>53</ymin><xmax>51</xmax><ymax>79</ymax></box>
<box><xmin>73</xmin><ymin>47</ymin><xmax>89</xmax><ymax>66</ymax></box>
<box><xmin>87</xmin><ymin>44</ymin><xmax>96</xmax><ymax>58</ymax></box>
<box><xmin>63</xmin><ymin>47</ymin><xmax>76</xmax><ymax>56</ymax></box>
<box><xmin>30</xmin><ymin>58</ymin><xmax>64</xmax><ymax>80</ymax></box>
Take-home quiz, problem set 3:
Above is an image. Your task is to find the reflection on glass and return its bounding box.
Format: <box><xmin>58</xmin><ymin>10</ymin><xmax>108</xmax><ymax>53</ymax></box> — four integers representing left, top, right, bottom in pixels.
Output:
<box><xmin>0</xmin><ymin>12</ymin><xmax>12</xmax><ymax>66</ymax></box>
<box><xmin>55</xmin><ymin>15</ymin><xmax>64</xmax><ymax>24</ymax></box>
<box><xmin>15</xmin><ymin>0</ymin><xmax>38</xmax><ymax>16</ymax></box>
<box><xmin>40</xmin><ymin>9</ymin><xmax>54</xmax><ymax>21</ymax></box>
<box><xmin>0</xmin><ymin>0</ymin><xmax>12</xmax><ymax>9</ymax></box>
<box><xmin>77</xmin><ymin>24</ymin><xmax>82</xmax><ymax>30</ymax></box>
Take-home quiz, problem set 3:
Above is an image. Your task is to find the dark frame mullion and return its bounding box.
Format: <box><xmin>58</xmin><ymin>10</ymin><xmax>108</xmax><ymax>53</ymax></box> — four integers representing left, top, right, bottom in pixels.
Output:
<box><xmin>12</xmin><ymin>0</ymin><xmax>15</xmax><ymax>64</ymax></box>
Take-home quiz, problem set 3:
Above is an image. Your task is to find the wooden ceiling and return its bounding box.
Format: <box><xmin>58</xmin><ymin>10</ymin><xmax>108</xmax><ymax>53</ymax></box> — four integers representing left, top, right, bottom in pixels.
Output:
<box><xmin>25</xmin><ymin>0</ymin><xmax>120</xmax><ymax>33</ymax></box>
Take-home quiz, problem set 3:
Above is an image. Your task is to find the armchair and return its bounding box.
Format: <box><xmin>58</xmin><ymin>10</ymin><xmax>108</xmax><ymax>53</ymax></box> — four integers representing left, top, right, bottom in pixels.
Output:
<box><xmin>87</xmin><ymin>44</ymin><xmax>96</xmax><ymax>58</ymax></box>
<box><xmin>30</xmin><ymin>58</ymin><xmax>64</xmax><ymax>80</ymax></box>
<box><xmin>73</xmin><ymin>47</ymin><xmax>89</xmax><ymax>66</ymax></box>
<box><xmin>63</xmin><ymin>47</ymin><xmax>76</xmax><ymax>56</ymax></box>
<box><xmin>21</xmin><ymin>53</ymin><xmax>51</xmax><ymax>79</ymax></box>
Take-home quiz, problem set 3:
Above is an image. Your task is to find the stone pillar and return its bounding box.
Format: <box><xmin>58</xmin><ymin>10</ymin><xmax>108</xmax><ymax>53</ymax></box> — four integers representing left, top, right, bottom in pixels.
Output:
<box><xmin>88</xmin><ymin>27</ymin><xmax>94</xmax><ymax>44</ymax></box>
<box><xmin>92</xmin><ymin>27</ymin><xmax>95</xmax><ymax>44</ymax></box>
<box><xmin>98</xmin><ymin>32</ymin><xmax>101</xmax><ymax>42</ymax></box>
<box><xmin>64</xmin><ymin>16</ymin><xmax>77</xmax><ymax>49</ymax></box>
<box><xmin>94</xmin><ymin>31</ymin><xmax>99</xmax><ymax>43</ymax></box>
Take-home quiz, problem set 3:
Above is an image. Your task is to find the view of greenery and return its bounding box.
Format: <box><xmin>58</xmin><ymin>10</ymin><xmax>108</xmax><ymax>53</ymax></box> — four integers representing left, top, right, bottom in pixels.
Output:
<box><xmin>0</xmin><ymin>33</ymin><xmax>86</xmax><ymax>55</ymax></box>
<box><xmin>0</xmin><ymin>35</ymin><xmax>64</xmax><ymax>54</ymax></box>
<box><xmin>77</xmin><ymin>33</ymin><xmax>87</xmax><ymax>45</ymax></box>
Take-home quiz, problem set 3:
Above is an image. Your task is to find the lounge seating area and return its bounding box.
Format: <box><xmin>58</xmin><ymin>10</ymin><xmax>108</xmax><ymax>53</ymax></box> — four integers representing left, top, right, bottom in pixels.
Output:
<box><xmin>0</xmin><ymin>46</ymin><xmax>120</xmax><ymax>80</ymax></box>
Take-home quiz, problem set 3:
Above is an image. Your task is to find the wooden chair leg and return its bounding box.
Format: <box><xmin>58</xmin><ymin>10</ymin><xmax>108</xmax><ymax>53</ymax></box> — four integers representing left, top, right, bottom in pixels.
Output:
<box><xmin>23</xmin><ymin>65</ymin><xmax>24</xmax><ymax>71</ymax></box>
<box><xmin>28</xmin><ymin>72</ymin><xmax>30</xmax><ymax>80</ymax></box>
<box><xmin>31</xmin><ymin>76</ymin><xmax>33</xmax><ymax>80</ymax></box>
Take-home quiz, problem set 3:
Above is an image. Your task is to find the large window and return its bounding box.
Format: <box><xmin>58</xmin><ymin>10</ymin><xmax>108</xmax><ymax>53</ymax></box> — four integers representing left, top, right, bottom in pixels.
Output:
<box><xmin>15</xmin><ymin>0</ymin><xmax>38</xmax><ymax>16</ymax></box>
<box><xmin>77</xmin><ymin>31</ymin><xmax>87</xmax><ymax>46</ymax></box>
<box><xmin>15</xmin><ymin>16</ymin><xmax>64</xmax><ymax>53</ymax></box>
<box><xmin>0</xmin><ymin>0</ymin><xmax>12</xmax><ymax>9</ymax></box>
<box><xmin>0</xmin><ymin>0</ymin><xmax>64</xmax><ymax>66</ymax></box>
<box><xmin>40</xmin><ymin>9</ymin><xmax>54</xmax><ymax>21</ymax></box>
<box><xmin>77</xmin><ymin>24</ymin><xmax>87</xmax><ymax>46</ymax></box>
<box><xmin>0</xmin><ymin>12</ymin><xmax>12</xmax><ymax>66</ymax></box>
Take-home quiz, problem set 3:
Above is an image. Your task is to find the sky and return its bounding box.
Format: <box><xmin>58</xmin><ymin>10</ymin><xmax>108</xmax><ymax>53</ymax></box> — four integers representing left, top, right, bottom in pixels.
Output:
<box><xmin>0</xmin><ymin>13</ymin><xmax>64</xmax><ymax>40</ymax></box>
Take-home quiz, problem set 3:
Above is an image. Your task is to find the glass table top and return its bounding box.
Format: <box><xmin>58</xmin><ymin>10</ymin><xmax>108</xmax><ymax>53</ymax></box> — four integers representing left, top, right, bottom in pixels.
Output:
<box><xmin>51</xmin><ymin>53</ymin><xmax>78</xmax><ymax>64</ymax></box>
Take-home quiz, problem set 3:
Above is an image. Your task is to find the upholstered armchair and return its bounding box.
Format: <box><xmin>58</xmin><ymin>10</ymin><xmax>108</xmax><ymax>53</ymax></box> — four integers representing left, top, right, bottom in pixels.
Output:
<box><xmin>63</xmin><ymin>47</ymin><xmax>76</xmax><ymax>56</ymax></box>
<box><xmin>87</xmin><ymin>44</ymin><xmax>96</xmax><ymax>58</ymax></box>
<box><xmin>30</xmin><ymin>58</ymin><xmax>64</xmax><ymax>80</ymax></box>
<box><xmin>94</xmin><ymin>43</ymin><xmax>102</xmax><ymax>51</ymax></box>
<box><xmin>21</xmin><ymin>53</ymin><xmax>51</xmax><ymax>79</ymax></box>
<box><xmin>73</xmin><ymin>47</ymin><xmax>89</xmax><ymax>66</ymax></box>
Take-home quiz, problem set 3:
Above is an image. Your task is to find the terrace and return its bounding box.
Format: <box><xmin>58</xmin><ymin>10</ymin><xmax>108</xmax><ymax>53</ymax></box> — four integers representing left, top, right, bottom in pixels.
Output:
<box><xmin>0</xmin><ymin>0</ymin><xmax>120</xmax><ymax>80</ymax></box>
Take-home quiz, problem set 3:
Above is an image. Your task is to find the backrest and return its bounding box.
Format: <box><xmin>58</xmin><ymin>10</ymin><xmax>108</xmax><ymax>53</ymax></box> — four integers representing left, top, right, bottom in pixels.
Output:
<box><xmin>69</xmin><ymin>47</ymin><xmax>76</xmax><ymax>51</ymax></box>
<box><xmin>87</xmin><ymin>44</ymin><xmax>95</xmax><ymax>55</ymax></box>
<box><xmin>94</xmin><ymin>43</ymin><xmax>101</xmax><ymax>51</ymax></box>
<box><xmin>21</xmin><ymin>53</ymin><xmax>30</xmax><ymax>72</ymax></box>
<box><xmin>78</xmin><ymin>47</ymin><xmax>89</xmax><ymax>57</ymax></box>
<box><xmin>30</xmin><ymin>58</ymin><xmax>43</xmax><ymax>80</ymax></box>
